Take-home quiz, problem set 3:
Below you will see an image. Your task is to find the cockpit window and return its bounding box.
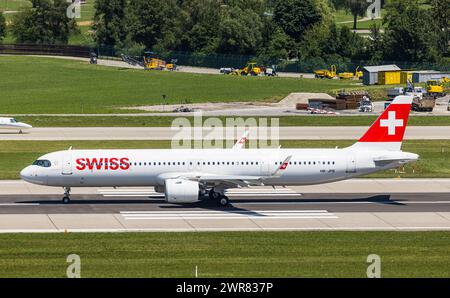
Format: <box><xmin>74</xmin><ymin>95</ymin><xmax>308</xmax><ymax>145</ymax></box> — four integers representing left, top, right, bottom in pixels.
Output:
<box><xmin>10</xmin><ymin>118</ymin><xmax>17</xmax><ymax>123</ymax></box>
<box><xmin>33</xmin><ymin>160</ymin><xmax>51</xmax><ymax>167</ymax></box>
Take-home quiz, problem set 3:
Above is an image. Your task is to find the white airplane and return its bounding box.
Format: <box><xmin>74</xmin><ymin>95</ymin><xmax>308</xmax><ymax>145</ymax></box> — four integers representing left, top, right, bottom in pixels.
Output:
<box><xmin>0</xmin><ymin>117</ymin><xmax>32</xmax><ymax>133</ymax></box>
<box><xmin>21</xmin><ymin>96</ymin><xmax>418</xmax><ymax>206</ymax></box>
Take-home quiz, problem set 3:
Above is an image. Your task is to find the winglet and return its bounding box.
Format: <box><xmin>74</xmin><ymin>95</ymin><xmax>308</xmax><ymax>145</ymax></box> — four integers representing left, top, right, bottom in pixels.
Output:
<box><xmin>272</xmin><ymin>155</ymin><xmax>292</xmax><ymax>176</ymax></box>
<box><xmin>232</xmin><ymin>130</ymin><xmax>249</xmax><ymax>149</ymax></box>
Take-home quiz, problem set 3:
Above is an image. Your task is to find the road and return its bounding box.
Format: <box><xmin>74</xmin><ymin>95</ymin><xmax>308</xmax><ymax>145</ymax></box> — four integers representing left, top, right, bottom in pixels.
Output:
<box><xmin>1</xmin><ymin>179</ymin><xmax>450</xmax><ymax>232</ymax></box>
<box><xmin>1</xmin><ymin>126</ymin><xmax>449</xmax><ymax>140</ymax></box>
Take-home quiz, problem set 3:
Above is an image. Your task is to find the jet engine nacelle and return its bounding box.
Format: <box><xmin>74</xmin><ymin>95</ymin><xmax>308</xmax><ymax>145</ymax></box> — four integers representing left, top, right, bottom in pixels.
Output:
<box><xmin>164</xmin><ymin>179</ymin><xmax>200</xmax><ymax>203</ymax></box>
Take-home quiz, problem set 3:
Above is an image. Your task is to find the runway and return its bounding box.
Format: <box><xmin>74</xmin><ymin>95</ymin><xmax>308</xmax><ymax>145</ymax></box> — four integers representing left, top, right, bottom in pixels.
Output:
<box><xmin>1</xmin><ymin>126</ymin><xmax>450</xmax><ymax>140</ymax></box>
<box><xmin>1</xmin><ymin>179</ymin><xmax>450</xmax><ymax>232</ymax></box>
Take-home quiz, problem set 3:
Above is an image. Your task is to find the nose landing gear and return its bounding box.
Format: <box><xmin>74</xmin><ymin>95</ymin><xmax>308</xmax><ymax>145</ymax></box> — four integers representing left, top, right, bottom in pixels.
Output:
<box><xmin>62</xmin><ymin>187</ymin><xmax>71</xmax><ymax>204</ymax></box>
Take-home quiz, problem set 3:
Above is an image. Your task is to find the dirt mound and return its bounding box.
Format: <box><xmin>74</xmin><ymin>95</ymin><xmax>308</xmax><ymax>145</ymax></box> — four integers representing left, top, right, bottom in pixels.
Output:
<box><xmin>277</xmin><ymin>92</ymin><xmax>334</xmax><ymax>107</ymax></box>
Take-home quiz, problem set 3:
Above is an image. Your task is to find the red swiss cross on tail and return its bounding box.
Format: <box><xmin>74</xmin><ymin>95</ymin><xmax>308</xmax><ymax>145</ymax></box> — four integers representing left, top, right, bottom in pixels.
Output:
<box><xmin>351</xmin><ymin>96</ymin><xmax>413</xmax><ymax>151</ymax></box>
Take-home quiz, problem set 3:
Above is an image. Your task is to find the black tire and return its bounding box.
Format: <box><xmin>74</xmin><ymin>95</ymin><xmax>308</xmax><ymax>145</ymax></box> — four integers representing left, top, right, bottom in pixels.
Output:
<box><xmin>219</xmin><ymin>196</ymin><xmax>229</xmax><ymax>207</ymax></box>
<box><xmin>209</xmin><ymin>189</ymin><xmax>222</xmax><ymax>200</ymax></box>
<box><xmin>62</xmin><ymin>196</ymin><xmax>70</xmax><ymax>204</ymax></box>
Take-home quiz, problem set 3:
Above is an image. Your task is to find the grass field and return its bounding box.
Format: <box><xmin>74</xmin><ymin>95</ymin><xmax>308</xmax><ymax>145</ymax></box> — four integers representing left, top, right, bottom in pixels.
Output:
<box><xmin>0</xmin><ymin>140</ymin><xmax>448</xmax><ymax>179</ymax></box>
<box><xmin>0</xmin><ymin>0</ymin><xmax>30</xmax><ymax>11</ymax></box>
<box><xmin>0</xmin><ymin>56</ymin><xmax>369</xmax><ymax>114</ymax></box>
<box><xmin>0</xmin><ymin>231</ymin><xmax>449</xmax><ymax>277</ymax></box>
<box><xmin>13</xmin><ymin>115</ymin><xmax>450</xmax><ymax>127</ymax></box>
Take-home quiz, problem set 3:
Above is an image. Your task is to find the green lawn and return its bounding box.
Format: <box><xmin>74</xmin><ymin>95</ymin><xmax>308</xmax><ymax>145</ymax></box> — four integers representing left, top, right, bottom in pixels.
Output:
<box><xmin>0</xmin><ymin>56</ymin><xmax>367</xmax><ymax>114</ymax></box>
<box><xmin>13</xmin><ymin>115</ymin><xmax>450</xmax><ymax>127</ymax></box>
<box><xmin>0</xmin><ymin>140</ymin><xmax>448</xmax><ymax>179</ymax></box>
<box><xmin>0</xmin><ymin>232</ymin><xmax>449</xmax><ymax>277</ymax></box>
<box><xmin>68</xmin><ymin>24</ymin><xmax>95</xmax><ymax>46</ymax></box>
<box><xmin>0</xmin><ymin>0</ymin><xmax>30</xmax><ymax>11</ymax></box>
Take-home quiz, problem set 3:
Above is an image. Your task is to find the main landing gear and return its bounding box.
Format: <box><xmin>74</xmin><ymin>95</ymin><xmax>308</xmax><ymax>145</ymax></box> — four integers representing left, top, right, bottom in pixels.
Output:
<box><xmin>208</xmin><ymin>189</ymin><xmax>230</xmax><ymax>207</ymax></box>
<box><xmin>62</xmin><ymin>187</ymin><xmax>71</xmax><ymax>204</ymax></box>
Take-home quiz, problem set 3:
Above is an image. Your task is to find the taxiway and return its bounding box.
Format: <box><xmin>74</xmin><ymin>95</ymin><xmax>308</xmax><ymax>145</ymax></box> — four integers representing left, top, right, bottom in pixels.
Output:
<box><xmin>0</xmin><ymin>126</ymin><xmax>449</xmax><ymax>140</ymax></box>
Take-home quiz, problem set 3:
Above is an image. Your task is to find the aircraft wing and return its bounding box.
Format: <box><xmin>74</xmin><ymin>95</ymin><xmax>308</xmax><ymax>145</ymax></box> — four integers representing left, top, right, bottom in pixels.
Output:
<box><xmin>158</xmin><ymin>154</ymin><xmax>292</xmax><ymax>188</ymax></box>
<box><xmin>193</xmin><ymin>175</ymin><xmax>265</xmax><ymax>187</ymax></box>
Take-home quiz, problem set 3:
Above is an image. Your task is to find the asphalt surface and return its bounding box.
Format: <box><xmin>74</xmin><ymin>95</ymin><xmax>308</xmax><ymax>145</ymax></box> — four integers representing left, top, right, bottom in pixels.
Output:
<box><xmin>1</xmin><ymin>181</ymin><xmax>450</xmax><ymax>231</ymax></box>
<box><xmin>1</xmin><ymin>126</ymin><xmax>449</xmax><ymax>140</ymax></box>
<box><xmin>0</xmin><ymin>192</ymin><xmax>449</xmax><ymax>214</ymax></box>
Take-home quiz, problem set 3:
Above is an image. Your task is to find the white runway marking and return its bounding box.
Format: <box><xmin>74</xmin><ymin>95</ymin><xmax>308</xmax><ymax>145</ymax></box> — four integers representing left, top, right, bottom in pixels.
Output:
<box><xmin>99</xmin><ymin>187</ymin><xmax>301</xmax><ymax>197</ymax></box>
<box><xmin>120</xmin><ymin>210</ymin><xmax>338</xmax><ymax>220</ymax></box>
<box><xmin>0</xmin><ymin>203</ymin><xmax>40</xmax><ymax>206</ymax></box>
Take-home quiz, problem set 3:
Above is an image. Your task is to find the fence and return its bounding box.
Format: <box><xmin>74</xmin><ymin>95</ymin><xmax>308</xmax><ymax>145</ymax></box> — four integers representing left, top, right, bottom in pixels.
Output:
<box><xmin>1</xmin><ymin>43</ymin><xmax>449</xmax><ymax>73</ymax></box>
<box><xmin>0</xmin><ymin>43</ymin><xmax>92</xmax><ymax>57</ymax></box>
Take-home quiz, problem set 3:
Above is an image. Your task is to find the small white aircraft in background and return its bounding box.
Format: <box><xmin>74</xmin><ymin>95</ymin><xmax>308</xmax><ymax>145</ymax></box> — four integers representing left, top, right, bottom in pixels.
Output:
<box><xmin>21</xmin><ymin>96</ymin><xmax>418</xmax><ymax>206</ymax></box>
<box><xmin>0</xmin><ymin>117</ymin><xmax>32</xmax><ymax>133</ymax></box>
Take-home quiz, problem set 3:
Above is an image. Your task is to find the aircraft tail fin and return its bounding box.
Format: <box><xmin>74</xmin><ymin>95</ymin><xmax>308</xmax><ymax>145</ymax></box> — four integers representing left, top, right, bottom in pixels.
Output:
<box><xmin>350</xmin><ymin>95</ymin><xmax>413</xmax><ymax>151</ymax></box>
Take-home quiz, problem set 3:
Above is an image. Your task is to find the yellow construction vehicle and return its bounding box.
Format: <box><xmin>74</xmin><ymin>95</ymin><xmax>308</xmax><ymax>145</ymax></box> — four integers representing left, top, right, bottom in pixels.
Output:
<box><xmin>314</xmin><ymin>65</ymin><xmax>336</xmax><ymax>79</ymax></box>
<box><xmin>442</xmin><ymin>77</ymin><xmax>450</xmax><ymax>83</ymax></box>
<box><xmin>426</xmin><ymin>80</ymin><xmax>446</xmax><ymax>98</ymax></box>
<box><xmin>236</xmin><ymin>62</ymin><xmax>263</xmax><ymax>76</ymax></box>
<box><xmin>143</xmin><ymin>52</ymin><xmax>175</xmax><ymax>70</ymax></box>
<box><xmin>338</xmin><ymin>66</ymin><xmax>363</xmax><ymax>80</ymax></box>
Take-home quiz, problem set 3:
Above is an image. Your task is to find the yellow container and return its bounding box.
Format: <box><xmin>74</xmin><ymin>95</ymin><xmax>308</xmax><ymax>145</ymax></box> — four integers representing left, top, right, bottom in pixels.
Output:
<box><xmin>378</xmin><ymin>71</ymin><xmax>401</xmax><ymax>85</ymax></box>
<box><xmin>400</xmin><ymin>71</ymin><xmax>413</xmax><ymax>84</ymax></box>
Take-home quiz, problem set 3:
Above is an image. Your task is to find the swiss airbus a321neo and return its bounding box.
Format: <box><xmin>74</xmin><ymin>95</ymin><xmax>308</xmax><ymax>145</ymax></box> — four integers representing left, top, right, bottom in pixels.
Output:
<box><xmin>21</xmin><ymin>96</ymin><xmax>418</xmax><ymax>206</ymax></box>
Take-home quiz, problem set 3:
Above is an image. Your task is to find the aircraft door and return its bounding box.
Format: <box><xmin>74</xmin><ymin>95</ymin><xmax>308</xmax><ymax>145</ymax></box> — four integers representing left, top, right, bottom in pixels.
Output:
<box><xmin>260</xmin><ymin>155</ymin><xmax>271</xmax><ymax>176</ymax></box>
<box><xmin>62</xmin><ymin>151</ymin><xmax>73</xmax><ymax>175</ymax></box>
<box><xmin>346</xmin><ymin>153</ymin><xmax>357</xmax><ymax>174</ymax></box>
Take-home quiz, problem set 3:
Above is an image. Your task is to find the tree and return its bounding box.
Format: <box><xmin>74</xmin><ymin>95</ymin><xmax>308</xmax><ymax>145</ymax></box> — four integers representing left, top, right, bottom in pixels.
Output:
<box><xmin>217</xmin><ymin>5</ymin><xmax>263</xmax><ymax>55</ymax></box>
<box><xmin>125</xmin><ymin>0</ymin><xmax>180</xmax><ymax>49</ymax></box>
<box><xmin>0</xmin><ymin>12</ymin><xmax>6</xmax><ymax>41</ymax></box>
<box><xmin>93</xmin><ymin>0</ymin><xmax>127</xmax><ymax>47</ymax></box>
<box><xmin>175</xmin><ymin>0</ymin><xmax>221</xmax><ymax>53</ymax></box>
<box><xmin>273</xmin><ymin>0</ymin><xmax>322</xmax><ymax>42</ymax></box>
<box><xmin>365</xmin><ymin>23</ymin><xmax>384</xmax><ymax>63</ymax></box>
<box><xmin>11</xmin><ymin>0</ymin><xmax>76</xmax><ymax>44</ymax></box>
<box><xmin>383</xmin><ymin>0</ymin><xmax>437</xmax><ymax>62</ymax></box>
<box><xmin>430</xmin><ymin>0</ymin><xmax>450</xmax><ymax>56</ymax></box>
<box><xmin>345</xmin><ymin>0</ymin><xmax>369</xmax><ymax>30</ymax></box>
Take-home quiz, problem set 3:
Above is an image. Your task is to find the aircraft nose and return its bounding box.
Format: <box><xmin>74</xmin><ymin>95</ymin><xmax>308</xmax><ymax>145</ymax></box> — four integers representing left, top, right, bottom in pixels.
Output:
<box><xmin>20</xmin><ymin>166</ymin><xmax>33</xmax><ymax>181</ymax></box>
<box><xmin>19</xmin><ymin>123</ymin><xmax>33</xmax><ymax>128</ymax></box>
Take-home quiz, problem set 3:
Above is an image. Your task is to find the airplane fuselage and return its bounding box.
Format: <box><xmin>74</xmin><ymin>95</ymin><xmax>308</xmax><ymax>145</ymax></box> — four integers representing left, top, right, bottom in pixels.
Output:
<box><xmin>20</xmin><ymin>148</ymin><xmax>416</xmax><ymax>188</ymax></box>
